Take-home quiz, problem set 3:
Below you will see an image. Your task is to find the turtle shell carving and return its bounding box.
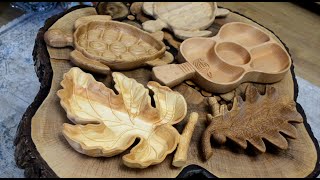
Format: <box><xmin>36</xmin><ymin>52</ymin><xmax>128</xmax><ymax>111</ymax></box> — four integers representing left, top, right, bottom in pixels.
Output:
<box><xmin>74</xmin><ymin>21</ymin><xmax>165</xmax><ymax>67</ymax></box>
<box><xmin>44</xmin><ymin>15</ymin><xmax>171</xmax><ymax>75</ymax></box>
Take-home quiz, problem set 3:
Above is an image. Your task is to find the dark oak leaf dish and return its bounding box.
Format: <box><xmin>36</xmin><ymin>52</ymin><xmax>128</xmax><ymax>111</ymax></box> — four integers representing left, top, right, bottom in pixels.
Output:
<box><xmin>202</xmin><ymin>85</ymin><xmax>303</xmax><ymax>160</ymax></box>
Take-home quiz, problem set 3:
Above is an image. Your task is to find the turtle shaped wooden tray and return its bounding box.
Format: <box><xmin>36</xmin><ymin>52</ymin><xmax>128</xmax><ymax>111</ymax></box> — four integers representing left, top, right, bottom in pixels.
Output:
<box><xmin>152</xmin><ymin>22</ymin><xmax>291</xmax><ymax>93</ymax></box>
<box><xmin>142</xmin><ymin>2</ymin><xmax>230</xmax><ymax>40</ymax></box>
<box><xmin>44</xmin><ymin>15</ymin><xmax>168</xmax><ymax>75</ymax></box>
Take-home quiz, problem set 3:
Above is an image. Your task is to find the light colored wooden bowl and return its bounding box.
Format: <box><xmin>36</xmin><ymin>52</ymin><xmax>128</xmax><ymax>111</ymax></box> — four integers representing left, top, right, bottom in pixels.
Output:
<box><xmin>57</xmin><ymin>67</ymin><xmax>194</xmax><ymax>169</ymax></box>
<box><xmin>44</xmin><ymin>15</ymin><xmax>167</xmax><ymax>74</ymax></box>
<box><xmin>152</xmin><ymin>22</ymin><xmax>291</xmax><ymax>93</ymax></box>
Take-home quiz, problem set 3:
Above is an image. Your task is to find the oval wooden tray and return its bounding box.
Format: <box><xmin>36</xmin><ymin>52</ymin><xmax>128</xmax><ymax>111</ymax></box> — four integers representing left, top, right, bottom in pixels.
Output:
<box><xmin>14</xmin><ymin>5</ymin><xmax>320</xmax><ymax>178</ymax></box>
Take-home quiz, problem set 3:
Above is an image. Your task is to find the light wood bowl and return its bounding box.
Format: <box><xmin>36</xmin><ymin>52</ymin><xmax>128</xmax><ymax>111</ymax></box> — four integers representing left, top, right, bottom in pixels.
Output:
<box><xmin>57</xmin><ymin>67</ymin><xmax>191</xmax><ymax>168</ymax></box>
<box><xmin>152</xmin><ymin>22</ymin><xmax>291</xmax><ymax>93</ymax></box>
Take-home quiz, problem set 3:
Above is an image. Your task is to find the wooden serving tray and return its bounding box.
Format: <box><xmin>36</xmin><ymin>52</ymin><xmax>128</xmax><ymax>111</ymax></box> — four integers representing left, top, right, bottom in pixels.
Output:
<box><xmin>152</xmin><ymin>22</ymin><xmax>291</xmax><ymax>93</ymax></box>
<box><xmin>44</xmin><ymin>15</ymin><xmax>167</xmax><ymax>74</ymax></box>
<box><xmin>14</xmin><ymin>5</ymin><xmax>320</xmax><ymax>178</ymax></box>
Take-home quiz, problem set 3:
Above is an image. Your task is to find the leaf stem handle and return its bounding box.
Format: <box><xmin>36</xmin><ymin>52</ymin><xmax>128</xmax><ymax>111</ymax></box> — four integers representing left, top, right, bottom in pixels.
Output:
<box><xmin>172</xmin><ymin>112</ymin><xmax>198</xmax><ymax>167</ymax></box>
<box><xmin>70</xmin><ymin>50</ymin><xmax>111</xmax><ymax>75</ymax></box>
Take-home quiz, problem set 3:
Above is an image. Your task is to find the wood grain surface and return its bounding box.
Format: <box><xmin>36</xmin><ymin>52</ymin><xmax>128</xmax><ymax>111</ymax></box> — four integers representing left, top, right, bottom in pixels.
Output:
<box><xmin>14</xmin><ymin>5</ymin><xmax>320</xmax><ymax>178</ymax></box>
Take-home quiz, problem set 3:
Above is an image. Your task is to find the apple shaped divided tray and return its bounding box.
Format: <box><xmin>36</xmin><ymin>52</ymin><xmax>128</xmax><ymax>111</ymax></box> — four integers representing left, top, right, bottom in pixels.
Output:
<box><xmin>14</xmin><ymin>5</ymin><xmax>320</xmax><ymax>178</ymax></box>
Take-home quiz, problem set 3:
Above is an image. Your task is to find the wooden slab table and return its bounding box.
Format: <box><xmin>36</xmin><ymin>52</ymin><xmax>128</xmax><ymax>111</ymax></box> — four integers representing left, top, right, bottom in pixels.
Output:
<box><xmin>14</xmin><ymin>5</ymin><xmax>320</xmax><ymax>178</ymax></box>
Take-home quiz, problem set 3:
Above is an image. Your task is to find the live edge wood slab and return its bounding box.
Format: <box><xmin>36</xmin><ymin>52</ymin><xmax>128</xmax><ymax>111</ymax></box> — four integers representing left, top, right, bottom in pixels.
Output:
<box><xmin>14</xmin><ymin>5</ymin><xmax>320</xmax><ymax>178</ymax></box>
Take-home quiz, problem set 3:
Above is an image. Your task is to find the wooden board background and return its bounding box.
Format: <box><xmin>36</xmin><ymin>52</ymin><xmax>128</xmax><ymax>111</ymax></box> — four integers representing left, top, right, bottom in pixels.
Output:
<box><xmin>14</xmin><ymin>5</ymin><xmax>320</xmax><ymax>178</ymax></box>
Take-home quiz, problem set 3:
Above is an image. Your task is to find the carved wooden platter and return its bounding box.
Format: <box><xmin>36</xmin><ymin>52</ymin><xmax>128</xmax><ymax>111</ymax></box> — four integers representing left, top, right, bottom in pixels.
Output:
<box><xmin>44</xmin><ymin>15</ymin><xmax>169</xmax><ymax>74</ymax></box>
<box><xmin>152</xmin><ymin>22</ymin><xmax>291</xmax><ymax>93</ymax></box>
<box><xmin>14</xmin><ymin>5</ymin><xmax>320</xmax><ymax>178</ymax></box>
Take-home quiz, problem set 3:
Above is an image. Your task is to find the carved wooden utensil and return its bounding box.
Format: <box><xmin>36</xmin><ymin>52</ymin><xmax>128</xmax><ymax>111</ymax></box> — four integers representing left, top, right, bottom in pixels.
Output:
<box><xmin>152</xmin><ymin>22</ymin><xmax>292</xmax><ymax>93</ymax></box>
<box><xmin>57</xmin><ymin>67</ymin><xmax>198</xmax><ymax>168</ymax></box>
<box><xmin>142</xmin><ymin>2</ymin><xmax>230</xmax><ymax>40</ymax></box>
<box><xmin>202</xmin><ymin>84</ymin><xmax>303</xmax><ymax>160</ymax></box>
<box><xmin>44</xmin><ymin>15</ymin><xmax>173</xmax><ymax>75</ymax></box>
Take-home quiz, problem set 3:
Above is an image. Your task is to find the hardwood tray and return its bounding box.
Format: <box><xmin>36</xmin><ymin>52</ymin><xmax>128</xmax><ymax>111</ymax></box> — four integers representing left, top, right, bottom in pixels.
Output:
<box><xmin>14</xmin><ymin>5</ymin><xmax>320</xmax><ymax>178</ymax></box>
<box><xmin>152</xmin><ymin>22</ymin><xmax>291</xmax><ymax>93</ymax></box>
<box><xmin>44</xmin><ymin>15</ymin><xmax>167</xmax><ymax>74</ymax></box>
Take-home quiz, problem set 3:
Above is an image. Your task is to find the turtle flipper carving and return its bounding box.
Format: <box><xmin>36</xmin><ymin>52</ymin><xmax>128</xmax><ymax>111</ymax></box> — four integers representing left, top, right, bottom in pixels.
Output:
<box><xmin>142</xmin><ymin>19</ymin><xmax>168</xmax><ymax>33</ymax></box>
<box><xmin>145</xmin><ymin>51</ymin><xmax>174</xmax><ymax>67</ymax></box>
<box><xmin>216</xmin><ymin>8</ymin><xmax>230</xmax><ymax>17</ymax></box>
<box><xmin>70</xmin><ymin>50</ymin><xmax>111</xmax><ymax>75</ymax></box>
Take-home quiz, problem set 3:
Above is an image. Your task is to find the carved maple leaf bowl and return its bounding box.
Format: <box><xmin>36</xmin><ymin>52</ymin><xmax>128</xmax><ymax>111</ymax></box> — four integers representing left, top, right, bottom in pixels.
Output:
<box><xmin>74</xmin><ymin>20</ymin><xmax>166</xmax><ymax>70</ymax></box>
<box><xmin>57</xmin><ymin>67</ymin><xmax>188</xmax><ymax>168</ymax></box>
